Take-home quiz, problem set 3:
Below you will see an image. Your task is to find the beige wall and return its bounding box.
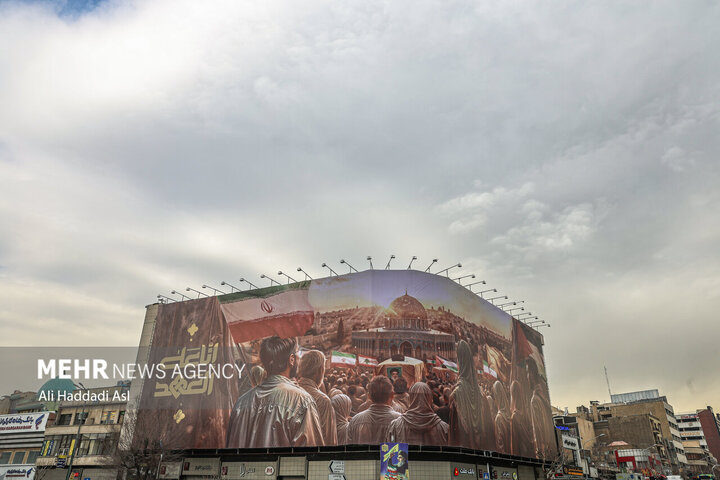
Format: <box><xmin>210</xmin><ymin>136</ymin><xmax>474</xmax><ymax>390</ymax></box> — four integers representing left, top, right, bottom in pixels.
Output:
<box><xmin>279</xmin><ymin>456</ymin><xmax>306</xmax><ymax>477</ymax></box>
<box><xmin>575</xmin><ymin>417</ymin><xmax>597</xmax><ymax>449</ymax></box>
<box><xmin>609</xmin><ymin>402</ymin><xmax>670</xmax><ymax>441</ymax></box>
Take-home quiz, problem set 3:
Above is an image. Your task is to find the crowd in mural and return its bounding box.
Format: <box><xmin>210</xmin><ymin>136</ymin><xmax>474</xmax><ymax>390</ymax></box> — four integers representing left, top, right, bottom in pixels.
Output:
<box><xmin>225</xmin><ymin>336</ymin><xmax>555</xmax><ymax>459</ymax></box>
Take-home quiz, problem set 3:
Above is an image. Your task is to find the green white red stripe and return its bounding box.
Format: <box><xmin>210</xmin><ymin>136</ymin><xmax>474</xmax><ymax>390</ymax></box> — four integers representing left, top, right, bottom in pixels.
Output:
<box><xmin>483</xmin><ymin>360</ymin><xmax>498</xmax><ymax>378</ymax></box>
<box><xmin>331</xmin><ymin>351</ymin><xmax>356</xmax><ymax>366</ymax></box>
<box><xmin>435</xmin><ymin>355</ymin><xmax>458</xmax><ymax>372</ymax></box>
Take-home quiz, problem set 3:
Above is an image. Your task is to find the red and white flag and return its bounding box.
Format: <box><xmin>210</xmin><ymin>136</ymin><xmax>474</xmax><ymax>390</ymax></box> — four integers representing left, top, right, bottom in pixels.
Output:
<box><xmin>357</xmin><ymin>354</ymin><xmax>378</xmax><ymax>367</ymax></box>
<box><xmin>331</xmin><ymin>351</ymin><xmax>357</xmax><ymax>367</ymax></box>
<box><xmin>220</xmin><ymin>288</ymin><xmax>314</xmax><ymax>343</ymax></box>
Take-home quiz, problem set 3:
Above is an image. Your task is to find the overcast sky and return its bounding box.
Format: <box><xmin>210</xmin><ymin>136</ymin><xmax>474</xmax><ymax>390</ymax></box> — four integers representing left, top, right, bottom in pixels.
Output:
<box><xmin>0</xmin><ymin>0</ymin><xmax>718</xmax><ymax>413</ymax></box>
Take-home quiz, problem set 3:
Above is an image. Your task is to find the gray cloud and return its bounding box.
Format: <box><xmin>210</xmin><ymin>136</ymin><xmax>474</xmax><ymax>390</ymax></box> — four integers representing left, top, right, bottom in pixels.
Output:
<box><xmin>0</xmin><ymin>0</ymin><xmax>719</xmax><ymax>411</ymax></box>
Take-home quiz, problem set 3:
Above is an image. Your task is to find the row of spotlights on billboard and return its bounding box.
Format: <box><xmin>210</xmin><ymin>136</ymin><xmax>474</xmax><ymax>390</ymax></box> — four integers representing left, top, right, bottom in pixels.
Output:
<box><xmin>156</xmin><ymin>257</ymin><xmax>550</xmax><ymax>330</ymax></box>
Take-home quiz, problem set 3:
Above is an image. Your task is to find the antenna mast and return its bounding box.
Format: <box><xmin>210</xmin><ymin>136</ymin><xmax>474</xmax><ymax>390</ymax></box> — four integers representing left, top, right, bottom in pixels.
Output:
<box><xmin>604</xmin><ymin>365</ymin><xmax>613</xmax><ymax>400</ymax></box>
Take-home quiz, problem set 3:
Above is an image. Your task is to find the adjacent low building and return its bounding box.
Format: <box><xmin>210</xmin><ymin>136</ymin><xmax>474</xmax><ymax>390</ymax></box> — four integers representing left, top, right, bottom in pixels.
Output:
<box><xmin>579</xmin><ymin>390</ymin><xmax>687</xmax><ymax>475</ymax></box>
<box><xmin>0</xmin><ymin>411</ymin><xmax>53</xmax><ymax>480</ymax></box>
<box><xmin>676</xmin><ymin>407</ymin><xmax>720</xmax><ymax>476</ymax></box>
<box><xmin>696</xmin><ymin>406</ymin><xmax>720</xmax><ymax>465</ymax></box>
<box><xmin>36</xmin><ymin>383</ymin><xmax>129</xmax><ymax>480</ymax></box>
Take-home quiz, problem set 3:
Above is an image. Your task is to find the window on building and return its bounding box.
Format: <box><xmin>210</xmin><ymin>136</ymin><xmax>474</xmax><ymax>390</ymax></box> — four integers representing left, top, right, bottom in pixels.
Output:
<box><xmin>41</xmin><ymin>437</ymin><xmax>57</xmax><ymax>457</ymax></box>
<box><xmin>10</xmin><ymin>451</ymin><xmax>26</xmax><ymax>464</ymax></box>
<box><xmin>99</xmin><ymin>433</ymin><xmax>118</xmax><ymax>456</ymax></box>
<box><xmin>25</xmin><ymin>451</ymin><xmax>39</xmax><ymax>464</ymax></box>
<box><xmin>0</xmin><ymin>451</ymin><xmax>12</xmax><ymax>464</ymax></box>
<box><xmin>100</xmin><ymin>411</ymin><xmax>118</xmax><ymax>425</ymax></box>
<box><xmin>56</xmin><ymin>435</ymin><xmax>76</xmax><ymax>456</ymax></box>
<box><xmin>117</xmin><ymin>410</ymin><xmax>125</xmax><ymax>424</ymax></box>
<box><xmin>75</xmin><ymin>434</ymin><xmax>91</xmax><ymax>457</ymax></box>
<box><xmin>73</xmin><ymin>412</ymin><xmax>88</xmax><ymax>425</ymax></box>
<box><xmin>57</xmin><ymin>414</ymin><xmax>72</xmax><ymax>426</ymax></box>
<box><xmin>75</xmin><ymin>433</ymin><xmax>117</xmax><ymax>457</ymax></box>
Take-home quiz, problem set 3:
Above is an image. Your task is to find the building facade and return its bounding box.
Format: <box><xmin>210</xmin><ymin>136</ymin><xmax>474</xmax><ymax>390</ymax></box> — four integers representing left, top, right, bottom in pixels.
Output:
<box><xmin>583</xmin><ymin>390</ymin><xmax>687</xmax><ymax>474</ymax></box>
<box><xmin>153</xmin><ymin>448</ymin><xmax>548</xmax><ymax>480</ymax></box>
<box><xmin>36</xmin><ymin>384</ymin><xmax>128</xmax><ymax>480</ymax></box>
<box><xmin>0</xmin><ymin>411</ymin><xmax>52</xmax><ymax>480</ymax></box>
<box><xmin>696</xmin><ymin>406</ymin><xmax>720</xmax><ymax>466</ymax></box>
<box><xmin>681</xmin><ymin>440</ymin><xmax>715</xmax><ymax>476</ymax></box>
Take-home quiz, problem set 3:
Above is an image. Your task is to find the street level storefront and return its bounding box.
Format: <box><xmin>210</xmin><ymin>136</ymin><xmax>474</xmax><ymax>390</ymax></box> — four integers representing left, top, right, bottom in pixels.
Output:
<box><xmin>165</xmin><ymin>446</ymin><xmax>549</xmax><ymax>480</ymax></box>
<box><xmin>0</xmin><ymin>411</ymin><xmax>53</xmax><ymax>480</ymax></box>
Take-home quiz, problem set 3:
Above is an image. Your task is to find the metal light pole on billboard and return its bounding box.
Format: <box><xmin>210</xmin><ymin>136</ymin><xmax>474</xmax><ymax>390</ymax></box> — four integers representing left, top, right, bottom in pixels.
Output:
<box><xmin>259</xmin><ymin>274</ymin><xmax>281</xmax><ymax>286</ymax></box>
<box><xmin>339</xmin><ymin>259</ymin><xmax>358</xmax><ymax>273</ymax></box>
<box><xmin>202</xmin><ymin>284</ymin><xmax>226</xmax><ymax>295</ymax></box>
<box><xmin>407</xmin><ymin>255</ymin><xmax>417</xmax><ymax>269</ymax></box>
<box><xmin>277</xmin><ymin>271</ymin><xmax>297</xmax><ymax>284</ymax></box>
<box><xmin>186</xmin><ymin>287</ymin><xmax>208</xmax><ymax>298</ymax></box>
<box><xmin>157</xmin><ymin>295</ymin><xmax>175</xmax><ymax>304</ymax></box>
<box><xmin>239</xmin><ymin>277</ymin><xmax>259</xmax><ymax>289</ymax></box>
<box><xmin>384</xmin><ymin>255</ymin><xmax>395</xmax><ymax>269</ymax></box>
<box><xmin>453</xmin><ymin>274</ymin><xmax>475</xmax><ymax>284</ymax></box>
<box><xmin>170</xmin><ymin>290</ymin><xmax>190</xmax><ymax>301</ymax></box>
<box><xmin>424</xmin><ymin>259</ymin><xmax>438</xmax><ymax>272</ymax></box>
<box><xmin>296</xmin><ymin>267</ymin><xmax>312</xmax><ymax>280</ymax></box>
<box><xmin>465</xmin><ymin>280</ymin><xmax>487</xmax><ymax>291</ymax></box>
<box><xmin>477</xmin><ymin>288</ymin><xmax>496</xmax><ymax>298</ymax></box>
<box><xmin>366</xmin><ymin>256</ymin><xmax>373</xmax><ymax>269</ymax></box>
<box><xmin>487</xmin><ymin>295</ymin><xmax>508</xmax><ymax>304</ymax></box>
<box><xmin>321</xmin><ymin>263</ymin><xmax>338</xmax><ymax>276</ymax></box>
<box><xmin>499</xmin><ymin>300</ymin><xmax>524</xmax><ymax>309</ymax></box>
<box><xmin>435</xmin><ymin>263</ymin><xmax>461</xmax><ymax>277</ymax></box>
<box><xmin>220</xmin><ymin>281</ymin><xmax>240</xmax><ymax>292</ymax></box>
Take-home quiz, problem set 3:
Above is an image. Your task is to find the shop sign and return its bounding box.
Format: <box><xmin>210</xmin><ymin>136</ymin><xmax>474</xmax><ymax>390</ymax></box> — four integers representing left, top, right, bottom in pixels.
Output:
<box><xmin>0</xmin><ymin>413</ymin><xmax>49</xmax><ymax>433</ymax></box>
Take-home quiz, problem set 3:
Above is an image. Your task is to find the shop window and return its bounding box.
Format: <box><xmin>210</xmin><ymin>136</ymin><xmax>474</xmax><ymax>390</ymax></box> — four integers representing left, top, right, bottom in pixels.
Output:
<box><xmin>26</xmin><ymin>451</ymin><xmax>40</xmax><ymax>464</ymax></box>
<box><xmin>0</xmin><ymin>452</ymin><xmax>12</xmax><ymax>464</ymax></box>
<box><xmin>10</xmin><ymin>451</ymin><xmax>26</xmax><ymax>464</ymax></box>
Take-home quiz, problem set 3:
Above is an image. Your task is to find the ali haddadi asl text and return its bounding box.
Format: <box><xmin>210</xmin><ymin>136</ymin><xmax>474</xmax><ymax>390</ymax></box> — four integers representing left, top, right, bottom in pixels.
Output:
<box><xmin>38</xmin><ymin>388</ymin><xmax>129</xmax><ymax>402</ymax></box>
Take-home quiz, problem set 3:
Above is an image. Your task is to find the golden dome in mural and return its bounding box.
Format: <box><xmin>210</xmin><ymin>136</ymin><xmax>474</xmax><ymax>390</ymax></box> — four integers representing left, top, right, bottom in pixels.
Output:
<box><xmin>388</xmin><ymin>293</ymin><xmax>427</xmax><ymax>320</ymax></box>
<box><xmin>386</xmin><ymin>292</ymin><xmax>428</xmax><ymax>329</ymax></box>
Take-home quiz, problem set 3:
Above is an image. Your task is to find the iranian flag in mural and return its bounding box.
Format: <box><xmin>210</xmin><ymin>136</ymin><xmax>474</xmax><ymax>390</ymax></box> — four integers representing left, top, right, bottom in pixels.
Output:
<box><xmin>331</xmin><ymin>351</ymin><xmax>356</xmax><ymax>367</ymax></box>
<box><xmin>357</xmin><ymin>354</ymin><xmax>378</xmax><ymax>367</ymax></box>
<box><xmin>435</xmin><ymin>355</ymin><xmax>458</xmax><ymax>372</ymax></box>
<box><xmin>220</xmin><ymin>288</ymin><xmax>314</xmax><ymax>343</ymax></box>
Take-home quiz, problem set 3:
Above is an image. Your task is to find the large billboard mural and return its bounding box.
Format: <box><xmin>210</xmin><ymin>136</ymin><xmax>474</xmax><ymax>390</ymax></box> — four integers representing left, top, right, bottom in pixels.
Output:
<box><xmin>131</xmin><ymin>270</ymin><xmax>556</xmax><ymax>458</ymax></box>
